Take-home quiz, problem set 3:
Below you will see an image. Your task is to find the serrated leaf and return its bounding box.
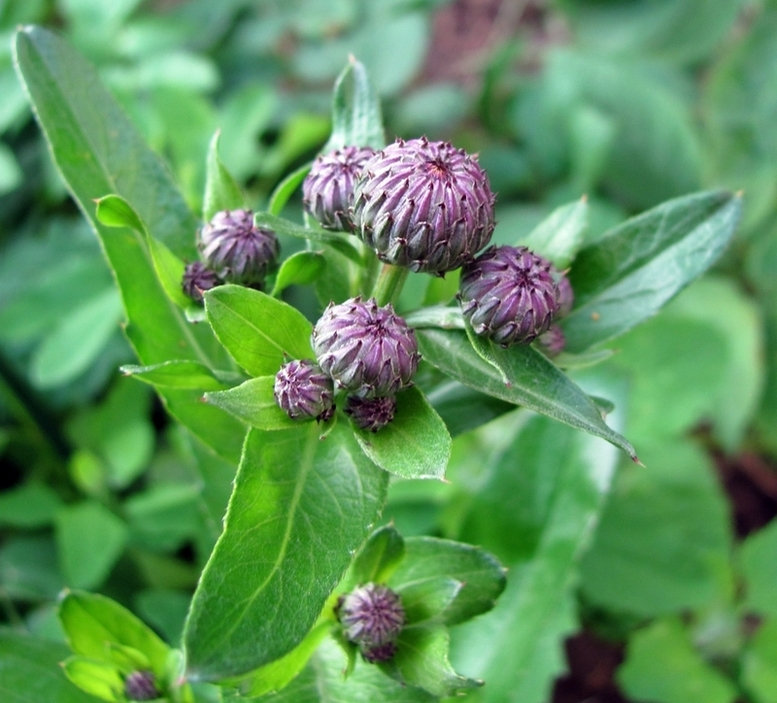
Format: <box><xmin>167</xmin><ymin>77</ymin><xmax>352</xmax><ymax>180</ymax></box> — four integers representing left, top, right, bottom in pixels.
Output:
<box><xmin>416</xmin><ymin>327</ymin><xmax>636</xmax><ymax>459</ymax></box>
<box><xmin>351</xmin><ymin>387</ymin><xmax>451</xmax><ymax>480</ymax></box>
<box><xmin>324</xmin><ymin>58</ymin><xmax>385</xmax><ymax>152</ymax></box>
<box><xmin>518</xmin><ymin>197</ymin><xmax>588</xmax><ymax>269</ymax></box>
<box><xmin>561</xmin><ymin>190</ymin><xmax>742</xmax><ymax>353</ymax></box>
<box><xmin>183</xmin><ymin>423</ymin><xmax>388</xmax><ymax>680</ymax></box>
<box><xmin>204</xmin><ymin>285</ymin><xmax>314</xmax><ymax>377</ymax></box>
<box><xmin>203</xmin><ymin>376</ymin><xmax>297</xmax><ymax>430</ymax></box>
<box><xmin>120</xmin><ymin>360</ymin><xmax>232</xmax><ymax>391</ymax></box>
<box><xmin>203</xmin><ymin>130</ymin><xmax>245</xmax><ymax>222</ymax></box>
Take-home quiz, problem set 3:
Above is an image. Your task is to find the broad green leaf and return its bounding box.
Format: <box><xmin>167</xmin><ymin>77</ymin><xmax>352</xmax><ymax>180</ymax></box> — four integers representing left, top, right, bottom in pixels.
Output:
<box><xmin>348</xmin><ymin>525</ymin><xmax>406</xmax><ymax>588</ymax></box>
<box><xmin>268</xmin><ymin>163</ymin><xmax>311</xmax><ymax>216</ymax></box>
<box><xmin>561</xmin><ymin>190</ymin><xmax>742</xmax><ymax>353</ymax></box>
<box><xmin>351</xmin><ymin>386</ymin><xmax>451</xmax><ymax>480</ymax></box>
<box><xmin>59</xmin><ymin>591</ymin><xmax>170</xmax><ymax>674</ymax></box>
<box><xmin>203</xmin><ymin>131</ymin><xmax>245</xmax><ymax>222</ymax></box>
<box><xmin>324</xmin><ymin>57</ymin><xmax>385</xmax><ymax>152</ymax></box>
<box><xmin>55</xmin><ymin>502</ymin><xmax>128</xmax><ymax>590</ymax></box>
<box><xmin>0</xmin><ymin>482</ymin><xmax>63</xmax><ymax>528</ymax></box>
<box><xmin>518</xmin><ymin>197</ymin><xmax>588</xmax><ymax>269</ymax></box>
<box><xmin>389</xmin><ymin>537</ymin><xmax>506</xmax><ymax>627</ymax></box>
<box><xmin>184</xmin><ymin>423</ymin><xmax>388</xmax><ymax>680</ymax></box>
<box><xmin>397</xmin><ymin>577</ymin><xmax>462</xmax><ymax>625</ymax></box>
<box><xmin>741</xmin><ymin>520</ymin><xmax>777</xmax><ymax>619</ymax></box>
<box><xmin>120</xmin><ymin>360</ymin><xmax>233</xmax><ymax>391</ymax></box>
<box><xmin>618</xmin><ymin>618</ymin><xmax>737</xmax><ymax>703</ymax></box>
<box><xmin>271</xmin><ymin>251</ymin><xmax>326</xmax><ymax>297</ymax></box>
<box><xmin>204</xmin><ymin>285</ymin><xmax>314</xmax><ymax>377</ymax></box>
<box><xmin>416</xmin><ymin>327</ymin><xmax>636</xmax><ymax>459</ymax></box>
<box><xmin>204</xmin><ymin>376</ymin><xmax>297</xmax><ymax>430</ymax></box>
<box><xmin>62</xmin><ymin>657</ymin><xmax>125</xmax><ymax>702</ymax></box>
<box><xmin>0</xmin><ymin>630</ymin><xmax>103</xmax><ymax>703</ymax></box>
<box><xmin>14</xmin><ymin>26</ymin><xmax>244</xmax><ymax>463</ymax></box>
<box><xmin>742</xmin><ymin>619</ymin><xmax>777</xmax><ymax>703</ymax></box>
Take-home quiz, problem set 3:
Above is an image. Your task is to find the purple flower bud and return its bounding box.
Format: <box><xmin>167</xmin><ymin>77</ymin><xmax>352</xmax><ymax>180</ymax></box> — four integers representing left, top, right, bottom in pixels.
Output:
<box><xmin>337</xmin><ymin>583</ymin><xmax>405</xmax><ymax>652</ymax></box>
<box><xmin>124</xmin><ymin>671</ymin><xmax>158</xmax><ymax>701</ymax></box>
<box><xmin>537</xmin><ymin>324</ymin><xmax>566</xmax><ymax>356</ymax></box>
<box><xmin>459</xmin><ymin>245</ymin><xmax>560</xmax><ymax>346</ymax></box>
<box><xmin>312</xmin><ymin>297</ymin><xmax>420</xmax><ymax>398</ymax></box>
<box><xmin>303</xmin><ymin>146</ymin><xmax>375</xmax><ymax>231</ymax></box>
<box><xmin>351</xmin><ymin>137</ymin><xmax>495</xmax><ymax>274</ymax></box>
<box><xmin>274</xmin><ymin>359</ymin><xmax>335</xmax><ymax>422</ymax></box>
<box><xmin>554</xmin><ymin>272</ymin><xmax>574</xmax><ymax>318</ymax></box>
<box><xmin>200</xmin><ymin>209</ymin><xmax>279</xmax><ymax>285</ymax></box>
<box><xmin>362</xmin><ymin>641</ymin><xmax>399</xmax><ymax>664</ymax></box>
<box><xmin>182</xmin><ymin>261</ymin><xmax>222</xmax><ymax>304</ymax></box>
<box><xmin>345</xmin><ymin>395</ymin><xmax>397</xmax><ymax>432</ymax></box>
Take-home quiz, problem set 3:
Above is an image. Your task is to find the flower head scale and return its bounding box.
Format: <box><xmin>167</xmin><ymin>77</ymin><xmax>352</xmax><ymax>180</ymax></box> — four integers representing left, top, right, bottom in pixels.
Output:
<box><xmin>351</xmin><ymin>137</ymin><xmax>495</xmax><ymax>274</ymax></box>
<box><xmin>274</xmin><ymin>359</ymin><xmax>335</xmax><ymax>422</ymax></box>
<box><xmin>337</xmin><ymin>583</ymin><xmax>405</xmax><ymax>662</ymax></box>
<box><xmin>181</xmin><ymin>261</ymin><xmax>222</xmax><ymax>304</ymax></box>
<box><xmin>303</xmin><ymin>146</ymin><xmax>375</xmax><ymax>231</ymax></box>
<box><xmin>124</xmin><ymin>671</ymin><xmax>159</xmax><ymax>701</ymax></box>
<box><xmin>459</xmin><ymin>245</ymin><xmax>560</xmax><ymax>346</ymax></box>
<box><xmin>311</xmin><ymin>297</ymin><xmax>420</xmax><ymax>398</ymax></box>
<box><xmin>199</xmin><ymin>209</ymin><xmax>279</xmax><ymax>285</ymax></box>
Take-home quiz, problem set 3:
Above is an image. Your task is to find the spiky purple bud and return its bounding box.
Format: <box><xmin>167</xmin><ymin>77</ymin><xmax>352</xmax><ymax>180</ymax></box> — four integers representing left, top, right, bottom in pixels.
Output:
<box><xmin>200</xmin><ymin>209</ymin><xmax>279</xmax><ymax>285</ymax></box>
<box><xmin>311</xmin><ymin>297</ymin><xmax>420</xmax><ymax>398</ymax></box>
<box><xmin>182</xmin><ymin>261</ymin><xmax>222</xmax><ymax>304</ymax></box>
<box><xmin>124</xmin><ymin>671</ymin><xmax>158</xmax><ymax>701</ymax></box>
<box><xmin>345</xmin><ymin>395</ymin><xmax>397</xmax><ymax>432</ymax></box>
<box><xmin>303</xmin><ymin>146</ymin><xmax>375</xmax><ymax>231</ymax></box>
<box><xmin>274</xmin><ymin>359</ymin><xmax>335</xmax><ymax>422</ymax></box>
<box><xmin>362</xmin><ymin>642</ymin><xmax>399</xmax><ymax>664</ymax></box>
<box><xmin>351</xmin><ymin>138</ymin><xmax>495</xmax><ymax>274</ymax></box>
<box><xmin>337</xmin><ymin>583</ymin><xmax>405</xmax><ymax>654</ymax></box>
<box><xmin>537</xmin><ymin>324</ymin><xmax>566</xmax><ymax>356</ymax></box>
<box><xmin>459</xmin><ymin>245</ymin><xmax>560</xmax><ymax>346</ymax></box>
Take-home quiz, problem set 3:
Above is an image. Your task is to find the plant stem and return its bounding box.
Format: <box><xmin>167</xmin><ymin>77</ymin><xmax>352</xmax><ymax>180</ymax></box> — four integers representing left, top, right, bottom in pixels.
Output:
<box><xmin>371</xmin><ymin>264</ymin><xmax>408</xmax><ymax>307</ymax></box>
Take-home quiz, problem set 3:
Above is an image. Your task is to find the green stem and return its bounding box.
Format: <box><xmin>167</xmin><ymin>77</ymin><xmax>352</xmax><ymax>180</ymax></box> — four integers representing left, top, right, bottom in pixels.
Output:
<box><xmin>371</xmin><ymin>264</ymin><xmax>409</xmax><ymax>307</ymax></box>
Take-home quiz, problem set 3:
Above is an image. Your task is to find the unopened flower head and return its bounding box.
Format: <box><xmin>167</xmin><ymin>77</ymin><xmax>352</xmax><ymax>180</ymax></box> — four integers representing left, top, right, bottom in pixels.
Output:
<box><xmin>554</xmin><ymin>272</ymin><xmax>574</xmax><ymax>318</ymax></box>
<box><xmin>351</xmin><ymin>137</ymin><xmax>495</xmax><ymax>274</ymax></box>
<box><xmin>274</xmin><ymin>359</ymin><xmax>335</xmax><ymax>422</ymax></box>
<box><xmin>124</xmin><ymin>671</ymin><xmax>159</xmax><ymax>702</ymax></box>
<box><xmin>200</xmin><ymin>209</ymin><xmax>279</xmax><ymax>285</ymax></box>
<box><xmin>312</xmin><ymin>297</ymin><xmax>420</xmax><ymax>398</ymax></box>
<box><xmin>537</xmin><ymin>324</ymin><xmax>566</xmax><ymax>356</ymax></box>
<box><xmin>337</xmin><ymin>583</ymin><xmax>405</xmax><ymax>653</ymax></box>
<box><xmin>182</xmin><ymin>261</ymin><xmax>222</xmax><ymax>304</ymax></box>
<box><xmin>459</xmin><ymin>245</ymin><xmax>560</xmax><ymax>346</ymax></box>
<box><xmin>345</xmin><ymin>395</ymin><xmax>397</xmax><ymax>432</ymax></box>
<box><xmin>303</xmin><ymin>146</ymin><xmax>375</xmax><ymax>231</ymax></box>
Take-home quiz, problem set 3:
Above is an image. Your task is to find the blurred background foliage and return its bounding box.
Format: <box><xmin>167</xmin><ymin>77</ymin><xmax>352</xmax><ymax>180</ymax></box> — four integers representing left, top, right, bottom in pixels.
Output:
<box><xmin>2</xmin><ymin>1</ymin><xmax>777</xmax><ymax>702</ymax></box>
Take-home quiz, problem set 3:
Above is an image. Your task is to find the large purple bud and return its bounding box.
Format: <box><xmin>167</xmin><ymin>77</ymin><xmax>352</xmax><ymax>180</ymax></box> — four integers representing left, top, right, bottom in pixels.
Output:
<box><xmin>459</xmin><ymin>245</ymin><xmax>560</xmax><ymax>346</ymax></box>
<box><xmin>351</xmin><ymin>138</ymin><xmax>495</xmax><ymax>274</ymax></box>
<box><xmin>200</xmin><ymin>209</ymin><xmax>279</xmax><ymax>285</ymax></box>
<box><xmin>345</xmin><ymin>395</ymin><xmax>397</xmax><ymax>433</ymax></box>
<box><xmin>182</xmin><ymin>261</ymin><xmax>222</xmax><ymax>304</ymax></box>
<box><xmin>124</xmin><ymin>671</ymin><xmax>159</xmax><ymax>701</ymax></box>
<box><xmin>337</xmin><ymin>583</ymin><xmax>405</xmax><ymax>661</ymax></box>
<box><xmin>311</xmin><ymin>297</ymin><xmax>420</xmax><ymax>398</ymax></box>
<box><xmin>274</xmin><ymin>359</ymin><xmax>335</xmax><ymax>422</ymax></box>
<box><xmin>303</xmin><ymin>146</ymin><xmax>375</xmax><ymax>231</ymax></box>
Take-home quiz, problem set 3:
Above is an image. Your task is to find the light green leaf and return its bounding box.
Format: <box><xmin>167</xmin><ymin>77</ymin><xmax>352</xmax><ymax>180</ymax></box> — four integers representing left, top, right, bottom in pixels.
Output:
<box><xmin>0</xmin><ymin>482</ymin><xmax>63</xmax><ymax>529</ymax></box>
<box><xmin>518</xmin><ymin>197</ymin><xmax>588</xmax><ymax>269</ymax></box>
<box><xmin>268</xmin><ymin>163</ymin><xmax>311</xmax><ymax>216</ymax></box>
<box><xmin>203</xmin><ymin>376</ymin><xmax>297</xmax><ymax>430</ymax></box>
<box><xmin>741</xmin><ymin>520</ymin><xmax>777</xmax><ymax>619</ymax></box>
<box><xmin>62</xmin><ymin>657</ymin><xmax>125</xmax><ymax>702</ymax></box>
<box><xmin>203</xmin><ymin>130</ymin><xmax>245</xmax><ymax>222</ymax></box>
<box><xmin>742</xmin><ymin>619</ymin><xmax>777</xmax><ymax>703</ymax></box>
<box><xmin>95</xmin><ymin>194</ymin><xmax>145</xmax><ymax>232</ymax></box>
<box><xmin>347</xmin><ymin>525</ymin><xmax>406</xmax><ymax>588</ymax></box>
<box><xmin>120</xmin><ymin>360</ymin><xmax>232</xmax><ymax>391</ymax></box>
<box><xmin>271</xmin><ymin>251</ymin><xmax>326</xmax><ymax>297</ymax></box>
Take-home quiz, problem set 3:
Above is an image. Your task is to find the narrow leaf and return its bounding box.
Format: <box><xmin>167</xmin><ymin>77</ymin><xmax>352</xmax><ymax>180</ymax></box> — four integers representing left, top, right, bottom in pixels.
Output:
<box><xmin>203</xmin><ymin>376</ymin><xmax>298</xmax><ymax>430</ymax></box>
<box><xmin>518</xmin><ymin>197</ymin><xmax>588</xmax><ymax>269</ymax></box>
<box><xmin>120</xmin><ymin>361</ymin><xmax>232</xmax><ymax>391</ymax></box>
<box><xmin>268</xmin><ymin>163</ymin><xmax>311</xmax><ymax>216</ymax></box>
<box><xmin>203</xmin><ymin>130</ymin><xmax>245</xmax><ymax>222</ymax></box>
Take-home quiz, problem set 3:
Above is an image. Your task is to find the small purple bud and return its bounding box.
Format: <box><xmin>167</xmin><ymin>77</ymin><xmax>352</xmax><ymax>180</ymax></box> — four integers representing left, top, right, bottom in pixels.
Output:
<box><xmin>200</xmin><ymin>209</ymin><xmax>279</xmax><ymax>285</ymax></box>
<box><xmin>337</xmin><ymin>583</ymin><xmax>405</xmax><ymax>653</ymax></box>
<box><xmin>182</xmin><ymin>261</ymin><xmax>222</xmax><ymax>304</ymax></box>
<box><xmin>124</xmin><ymin>671</ymin><xmax>158</xmax><ymax>701</ymax></box>
<box><xmin>274</xmin><ymin>359</ymin><xmax>335</xmax><ymax>422</ymax></box>
<box><xmin>351</xmin><ymin>137</ymin><xmax>496</xmax><ymax>274</ymax></box>
<box><xmin>537</xmin><ymin>324</ymin><xmax>566</xmax><ymax>356</ymax></box>
<box><xmin>303</xmin><ymin>146</ymin><xmax>375</xmax><ymax>231</ymax></box>
<box><xmin>554</xmin><ymin>272</ymin><xmax>574</xmax><ymax>318</ymax></box>
<box><xmin>345</xmin><ymin>395</ymin><xmax>397</xmax><ymax>432</ymax></box>
<box><xmin>362</xmin><ymin>641</ymin><xmax>399</xmax><ymax>664</ymax></box>
<box><xmin>311</xmin><ymin>297</ymin><xmax>420</xmax><ymax>398</ymax></box>
<box><xmin>459</xmin><ymin>245</ymin><xmax>560</xmax><ymax>346</ymax></box>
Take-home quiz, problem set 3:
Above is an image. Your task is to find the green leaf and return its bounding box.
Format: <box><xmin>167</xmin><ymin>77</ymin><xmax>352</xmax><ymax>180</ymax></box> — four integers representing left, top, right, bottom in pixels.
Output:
<box><xmin>134</xmin><ymin>589</ymin><xmax>191</xmax><ymax>646</ymax></box>
<box><xmin>120</xmin><ymin>360</ymin><xmax>233</xmax><ymax>391</ymax></box>
<box><xmin>183</xmin><ymin>423</ymin><xmax>388</xmax><ymax>681</ymax></box>
<box><xmin>271</xmin><ymin>251</ymin><xmax>326</xmax><ymax>297</ymax></box>
<box><xmin>389</xmin><ymin>537</ymin><xmax>506</xmax><ymax>627</ymax></box>
<box><xmin>618</xmin><ymin>618</ymin><xmax>737</xmax><ymax>703</ymax></box>
<box><xmin>416</xmin><ymin>327</ymin><xmax>637</xmax><ymax>460</ymax></box>
<box><xmin>55</xmin><ymin>502</ymin><xmax>128</xmax><ymax>590</ymax></box>
<box><xmin>324</xmin><ymin>57</ymin><xmax>385</xmax><ymax>152</ymax></box>
<box><xmin>203</xmin><ymin>130</ymin><xmax>245</xmax><ymax>222</ymax></box>
<box><xmin>204</xmin><ymin>285</ymin><xmax>314</xmax><ymax>377</ymax></box>
<box><xmin>0</xmin><ymin>630</ymin><xmax>103</xmax><ymax>703</ymax></box>
<box><xmin>517</xmin><ymin>197</ymin><xmax>588</xmax><ymax>269</ymax></box>
<box><xmin>397</xmin><ymin>577</ymin><xmax>462</xmax><ymax>626</ymax></box>
<box><xmin>742</xmin><ymin>619</ymin><xmax>777</xmax><ymax>703</ymax></box>
<box><xmin>95</xmin><ymin>194</ymin><xmax>146</xmax><ymax>232</ymax></box>
<box><xmin>561</xmin><ymin>190</ymin><xmax>742</xmax><ymax>353</ymax></box>
<box><xmin>59</xmin><ymin>591</ymin><xmax>170</xmax><ymax>674</ymax></box>
<box><xmin>62</xmin><ymin>657</ymin><xmax>125</xmax><ymax>702</ymax></box>
<box><xmin>349</xmin><ymin>525</ymin><xmax>406</xmax><ymax>587</ymax></box>
<box><xmin>741</xmin><ymin>520</ymin><xmax>777</xmax><ymax>619</ymax></box>
<box><xmin>0</xmin><ymin>536</ymin><xmax>64</xmax><ymax>601</ymax></box>
<box><xmin>0</xmin><ymin>482</ymin><xmax>63</xmax><ymax>528</ymax></box>
<box><xmin>351</xmin><ymin>387</ymin><xmax>451</xmax><ymax>480</ymax></box>
<box><xmin>268</xmin><ymin>163</ymin><xmax>311</xmax><ymax>216</ymax></box>
<box><xmin>203</xmin><ymin>376</ymin><xmax>297</xmax><ymax>430</ymax></box>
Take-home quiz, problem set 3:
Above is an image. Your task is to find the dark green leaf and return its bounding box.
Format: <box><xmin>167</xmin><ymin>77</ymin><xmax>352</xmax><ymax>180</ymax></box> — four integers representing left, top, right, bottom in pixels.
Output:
<box><xmin>271</xmin><ymin>251</ymin><xmax>326</xmax><ymax>297</ymax></box>
<box><xmin>740</xmin><ymin>520</ymin><xmax>777</xmax><ymax>619</ymax></box>
<box><xmin>120</xmin><ymin>360</ymin><xmax>233</xmax><ymax>391</ymax></box>
<box><xmin>349</xmin><ymin>525</ymin><xmax>406</xmax><ymax>587</ymax></box>
<box><xmin>0</xmin><ymin>482</ymin><xmax>63</xmax><ymax>528</ymax></box>
<box><xmin>184</xmin><ymin>423</ymin><xmax>388</xmax><ymax>680</ymax></box>
<box><xmin>416</xmin><ymin>328</ymin><xmax>636</xmax><ymax>459</ymax></box>
<box><xmin>351</xmin><ymin>387</ymin><xmax>451</xmax><ymax>480</ymax></box>
<box><xmin>324</xmin><ymin>58</ymin><xmax>385</xmax><ymax>152</ymax></box>
<box><xmin>203</xmin><ymin>130</ymin><xmax>245</xmax><ymax>222</ymax></box>
<box><xmin>517</xmin><ymin>197</ymin><xmax>588</xmax><ymax>269</ymax></box>
<box><xmin>204</xmin><ymin>285</ymin><xmax>314</xmax><ymax>377</ymax></box>
<box><xmin>422</xmin><ymin>379</ymin><xmax>513</xmax><ymax>437</ymax></box>
<box><xmin>203</xmin><ymin>377</ymin><xmax>298</xmax><ymax>430</ymax></box>
<box><xmin>561</xmin><ymin>190</ymin><xmax>742</xmax><ymax>353</ymax></box>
